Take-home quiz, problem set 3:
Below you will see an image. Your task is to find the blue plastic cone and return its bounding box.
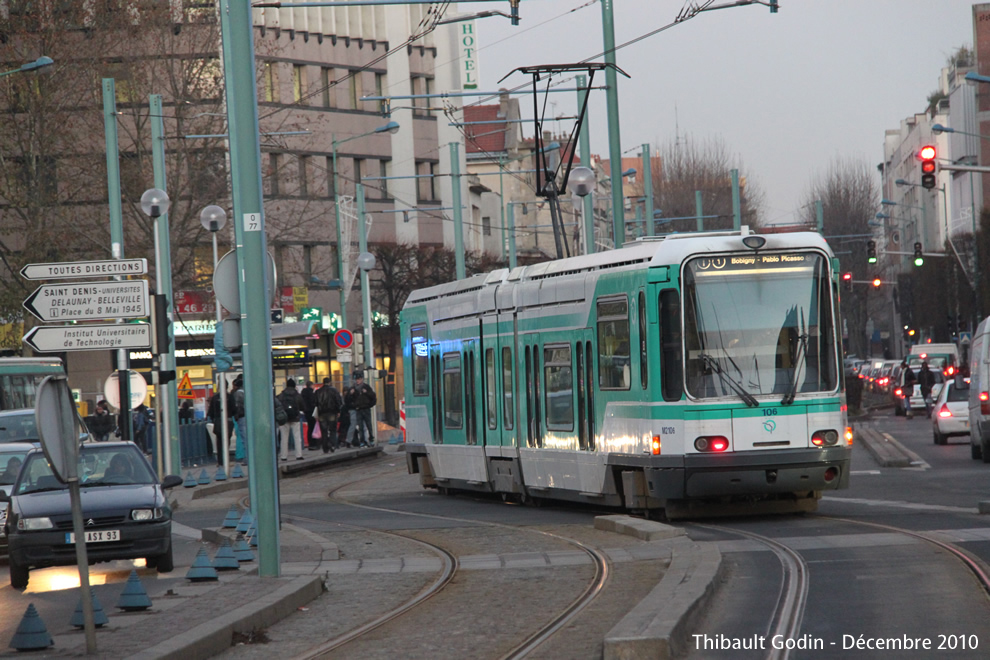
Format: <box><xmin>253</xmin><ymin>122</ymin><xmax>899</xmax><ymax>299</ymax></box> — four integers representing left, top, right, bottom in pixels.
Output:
<box><xmin>248</xmin><ymin>528</ymin><xmax>258</xmax><ymax>547</ymax></box>
<box><xmin>70</xmin><ymin>592</ymin><xmax>109</xmax><ymax>628</ymax></box>
<box><xmin>9</xmin><ymin>603</ymin><xmax>54</xmax><ymax>651</ymax></box>
<box><xmin>117</xmin><ymin>570</ymin><xmax>153</xmax><ymax>611</ymax></box>
<box><xmin>212</xmin><ymin>541</ymin><xmax>240</xmax><ymax>570</ymax></box>
<box><xmin>185</xmin><ymin>548</ymin><xmax>219</xmax><ymax>582</ymax></box>
<box><xmin>215</xmin><ymin>466</ymin><xmax>227</xmax><ymax>481</ymax></box>
<box><xmin>222</xmin><ymin>506</ymin><xmax>240</xmax><ymax>528</ymax></box>
<box><xmin>235</xmin><ymin>511</ymin><xmax>254</xmax><ymax>534</ymax></box>
<box><xmin>232</xmin><ymin>535</ymin><xmax>255</xmax><ymax>562</ymax></box>
<box><xmin>197</xmin><ymin>468</ymin><xmax>211</xmax><ymax>485</ymax></box>
<box><xmin>231</xmin><ymin>463</ymin><xmax>244</xmax><ymax>479</ymax></box>
<box><xmin>183</xmin><ymin>471</ymin><xmax>197</xmax><ymax>488</ymax></box>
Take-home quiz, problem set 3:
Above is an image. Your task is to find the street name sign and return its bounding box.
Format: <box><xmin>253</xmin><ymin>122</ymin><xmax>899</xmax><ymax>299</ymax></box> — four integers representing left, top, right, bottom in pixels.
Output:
<box><xmin>20</xmin><ymin>258</ymin><xmax>148</xmax><ymax>280</ymax></box>
<box><xmin>23</xmin><ymin>280</ymin><xmax>149</xmax><ymax>322</ymax></box>
<box><xmin>23</xmin><ymin>323</ymin><xmax>152</xmax><ymax>353</ymax></box>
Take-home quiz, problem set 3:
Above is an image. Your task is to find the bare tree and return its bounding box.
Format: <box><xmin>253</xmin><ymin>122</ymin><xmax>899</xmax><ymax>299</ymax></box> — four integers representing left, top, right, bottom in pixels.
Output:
<box><xmin>799</xmin><ymin>157</ymin><xmax>879</xmax><ymax>358</ymax></box>
<box><xmin>652</xmin><ymin>135</ymin><xmax>766</xmax><ymax>233</ymax></box>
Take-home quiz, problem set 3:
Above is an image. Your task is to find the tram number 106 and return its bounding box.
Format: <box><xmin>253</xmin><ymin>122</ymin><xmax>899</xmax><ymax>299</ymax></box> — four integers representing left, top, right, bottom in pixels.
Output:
<box><xmin>763</xmin><ymin>408</ymin><xmax>778</xmax><ymax>416</ymax></box>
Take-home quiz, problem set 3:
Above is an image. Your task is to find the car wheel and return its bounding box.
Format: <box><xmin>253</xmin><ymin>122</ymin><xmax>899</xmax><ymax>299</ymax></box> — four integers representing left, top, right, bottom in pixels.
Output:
<box><xmin>154</xmin><ymin>542</ymin><xmax>174</xmax><ymax>574</ymax></box>
<box><xmin>934</xmin><ymin>430</ymin><xmax>946</xmax><ymax>445</ymax></box>
<box><xmin>972</xmin><ymin>441</ymin><xmax>982</xmax><ymax>460</ymax></box>
<box><xmin>9</xmin><ymin>557</ymin><xmax>29</xmax><ymax>589</ymax></box>
<box><xmin>982</xmin><ymin>438</ymin><xmax>990</xmax><ymax>464</ymax></box>
<box><xmin>895</xmin><ymin>404</ymin><xmax>905</xmax><ymax>417</ymax></box>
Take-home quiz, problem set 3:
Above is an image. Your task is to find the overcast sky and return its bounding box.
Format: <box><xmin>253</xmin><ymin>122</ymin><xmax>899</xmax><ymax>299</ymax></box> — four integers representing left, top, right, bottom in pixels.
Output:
<box><xmin>458</xmin><ymin>0</ymin><xmax>978</xmax><ymax>226</ymax></box>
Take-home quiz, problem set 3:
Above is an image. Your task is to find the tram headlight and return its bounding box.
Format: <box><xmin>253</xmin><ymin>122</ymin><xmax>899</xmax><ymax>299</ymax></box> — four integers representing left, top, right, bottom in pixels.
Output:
<box><xmin>694</xmin><ymin>436</ymin><xmax>729</xmax><ymax>452</ymax></box>
<box><xmin>811</xmin><ymin>429</ymin><xmax>839</xmax><ymax>447</ymax></box>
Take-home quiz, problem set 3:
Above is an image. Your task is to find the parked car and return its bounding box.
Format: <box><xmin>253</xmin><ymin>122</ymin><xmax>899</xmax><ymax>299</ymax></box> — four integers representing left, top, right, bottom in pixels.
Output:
<box><xmin>0</xmin><ymin>443</ymin><xmax>34</xmax><ymax>554</ymax></box>
<box><xmin>932</xmin><ymin>378</ymin><xmax>970</xmax><ymax>445</ymax></box>
<box><xmin>0</xmin><ymin>409</ymin><xmax>40</xmax><ymax>444</ymax></box>
<box><xmin>1</xmin><ymin>441</ymin><xmax>183</xmax><ymax>589</ymax></box>
<box><xmin>969</xmin><ymin>315</ymin><xmax>990</xmax><ymax>462</ymax></box>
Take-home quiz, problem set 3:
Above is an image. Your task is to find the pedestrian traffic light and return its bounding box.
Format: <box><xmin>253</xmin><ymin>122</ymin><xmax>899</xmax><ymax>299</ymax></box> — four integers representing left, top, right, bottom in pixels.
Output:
<box><xmin>919</xmin><ymin>145</ymin><xmax>937</xmax><ymax>189</ymax></box>
<box><xmin>913</xmin><ymin>242</ymin><xmax>924</xmax><ymax>267</ymax></box>
<box><xmin>352</xmin><ymin>331</ymin><xmax>364</xmax><ymax>365</ymax></box>
<box><xmin>867</xmin><ymin>240</ymin><xmax>877</xmax><ymax>263</ymax></box>
<box><xmin>873</xmin><ymin>278</ymin><xmax>882</xmax><ymax>288</ymax></box>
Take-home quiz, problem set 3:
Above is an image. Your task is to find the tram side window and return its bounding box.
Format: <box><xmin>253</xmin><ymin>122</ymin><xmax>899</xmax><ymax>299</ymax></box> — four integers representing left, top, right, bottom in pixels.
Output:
<box><xmin>411</xmin><ymin>324</ymin><xmax>429</xmax><ymax>396</ymax></box>
<box><xmin>597</xmin><ymin>297</ymin><xmax>630</xmax><ymax>390</ymax></box>
<box><xmin>442</xmin><ymin>354</ymin><xmax>463</xmax><ymax>429</ymax></box>
<box><xmin>0</xmin><ymin>375</ymin><xmax>43</xmax><ymax>410</ymax></box>
<box><xmin>485</xmin><ymin>348</ymin><xmax>497</xmax><ymax>429</ymax></box>
<box><xmin>544</xmin><ymin>345</ymin><xmax>573</xmax><ymax>430</ymax></box>
<box><xmin>639</xmin><ymin>291</ymin><xmax>648</xmax><ymax>390</ymax></box>
<box><xmin>502</xmin><ymin>347</ymin><xmax>514</xmax><ymax>430</ymax></box>
<box><xmin>659</xmin><ymin>289</ymin><xmax>683</xmax><ymax>402</ymax></box>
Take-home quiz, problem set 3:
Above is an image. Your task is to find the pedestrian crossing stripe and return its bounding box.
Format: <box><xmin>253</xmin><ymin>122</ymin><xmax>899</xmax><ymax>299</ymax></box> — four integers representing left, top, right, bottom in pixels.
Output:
<box><xmin>177</xmin><ymin>372</ymin><xmax>195</xmax><ymax>399</ymax></box>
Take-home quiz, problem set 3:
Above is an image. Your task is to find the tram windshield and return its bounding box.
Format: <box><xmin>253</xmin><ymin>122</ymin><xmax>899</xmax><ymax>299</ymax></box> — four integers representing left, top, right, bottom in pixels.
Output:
<box><xmin>683</xmin><ymin>251</ymin><xmax>839</xmax><ymax>403</ymax></box>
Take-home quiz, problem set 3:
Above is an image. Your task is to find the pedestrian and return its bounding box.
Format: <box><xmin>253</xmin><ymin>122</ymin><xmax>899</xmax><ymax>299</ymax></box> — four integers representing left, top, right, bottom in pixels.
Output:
<box><xmin>179</xmin><ymin>400</ymin><xmax>194</xmax><ymax>423</ymax></box>
<box><xmin>231</xmin><ymin>376</ymin><xmax>247</xmax><ymax>462</ymax></box>
<box><xmin>132</xmin><ymin>404</ymin><xmax>150</xmax><ymax>453</ymax></box>
<box><xmin>345</xmin><ymin>370</ymin><xmax>377</xmax><ymax>447</ymax></box>
<box><xmin>277</xmin><ymin>378</ymin><xmax>306</xmax><ymax>461</ymax></box>
<box><xmin>901</xmin><ymin>361</ymin><xmax>917</xmax><ymax>419</ymax></box>
<box><xmin>88</xmin><ymin>401</ymin><xmax>115</xmax><ymax>442</ymax></box>
<box><xmin>918</xmin><ymin>361</ymin><xmax>937</xmax><ymax>418</ymax></box>
<box><xmin>207</xmin><ymin>391</ymin><xmax>223</xmax><ymax>466</ymax></box>
<box><xmin>316</xmin><ymin>377</ymin><xmax>344</xmax><ymax>453</ymax></box>
<box><xmin>301</xmin><ymin>380</ymin><xmax>318</xmax><ymax>450</ymax></box>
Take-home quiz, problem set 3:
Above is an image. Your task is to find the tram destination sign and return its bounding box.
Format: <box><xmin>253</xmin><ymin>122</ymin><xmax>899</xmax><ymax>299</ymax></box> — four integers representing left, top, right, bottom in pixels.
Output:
<box><xmin>23</xmin><ymin>280</ymin><xmax>149</xmax><ymax>323</ymax></box>
<box><xmin>20</xmin><ymin>258</ymin><xmax>148</xmax><ymax>281</ymax></box>
<box><xmin>23</xmin><ymin>323</ymin><xmax>152</xmax><ymax>353</ymax></box>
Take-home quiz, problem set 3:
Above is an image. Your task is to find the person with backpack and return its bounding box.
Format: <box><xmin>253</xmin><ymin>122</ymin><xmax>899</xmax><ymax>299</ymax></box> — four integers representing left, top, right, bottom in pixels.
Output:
<box><xmin>277</xmin><ymin>378</ymin><xmax>306</xmax><ymax>461</ymax></box>
<box><xmin>316</xmin><ymin>377</ymin><xmax>344</xmax><ymax>453</ymax></box>
<box><xmin>301</xmin><ymin>380</ymin><xmax>318</xmax><ymax>450</ymax></box>
<box><xmin>345</xmin><ymin>370</ymin><xmax>377</xmax><ymax>447</ymax></box>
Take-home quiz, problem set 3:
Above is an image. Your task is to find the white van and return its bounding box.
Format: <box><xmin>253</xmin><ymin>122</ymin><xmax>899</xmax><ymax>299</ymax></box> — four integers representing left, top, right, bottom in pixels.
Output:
<box><xmin>968</xmin><ymin>317</ymin><xmax>990</xmax><ymax>462</ymax></box>
<box><xmin>908</xmin><ymin>343</ymin><xmax>960</xmax><ymax>374</ymax></box>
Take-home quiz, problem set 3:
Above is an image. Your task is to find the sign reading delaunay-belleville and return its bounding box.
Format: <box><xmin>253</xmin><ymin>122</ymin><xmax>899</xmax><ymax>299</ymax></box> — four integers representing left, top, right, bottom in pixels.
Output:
<box><xmin>23</xmin><ymin>323</ymin><xmax>152</xmax><ymax>353</ymax></box>
<box><xmin>20</xmin><ymin>258</ymin><xmax>148</xmax><ymax>280</ymax></box>
<box><xmin>23</xmin><ymin>280</ymin><xmax>149</xmax><ymax>323</ymax></box>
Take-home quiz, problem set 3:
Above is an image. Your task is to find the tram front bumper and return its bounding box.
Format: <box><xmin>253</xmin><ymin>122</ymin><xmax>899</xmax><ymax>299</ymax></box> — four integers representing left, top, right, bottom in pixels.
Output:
<box><xmin>644</xmin><ymin>446</ymin><xmax>851</xmax><ymax>500</ymax></box>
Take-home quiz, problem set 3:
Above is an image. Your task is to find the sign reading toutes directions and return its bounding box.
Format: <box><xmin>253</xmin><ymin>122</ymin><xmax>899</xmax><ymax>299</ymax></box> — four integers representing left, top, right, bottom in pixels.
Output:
<box><xmin>23</xmin><ymin>323</ymin><xmax>152</xmax><ymax>353</ymax></box>
<box><xmin>23</xmin><ymin>280</ymin><xmax>149</xmax><ymax>323</ymax></box>
<box><xmin>20</xmin><ymin>258</ymin><xmax>148</xmax><ymax>281</ymax></box>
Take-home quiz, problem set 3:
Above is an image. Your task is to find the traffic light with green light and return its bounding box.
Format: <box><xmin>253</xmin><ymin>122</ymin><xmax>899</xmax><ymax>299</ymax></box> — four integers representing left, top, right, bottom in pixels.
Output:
<box><xmin>913</xmin><ymin>242</ymin><xmax>924</xmax><ymax>267</ymax></box>
<box><xmin>867</xmin><ymin>240</ymin><xmax>877</xmax><ymax>263</ymax></box>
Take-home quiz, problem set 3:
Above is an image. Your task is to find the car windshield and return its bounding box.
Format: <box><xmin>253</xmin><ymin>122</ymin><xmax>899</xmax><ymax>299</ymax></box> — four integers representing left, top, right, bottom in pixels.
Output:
<box><xmin>683</xmin><ymin>251</ymin><xmax>839</xmax><ymax>401</ymax></box>
<box><xmin>947</xmin><ymin>382</ymin><xmax>969</xmax><ymax>402</ymax></box>
<box><xmin>0</xmin><ymin>450</ymin><xmax>29</xmax><ymax>486</ymax></box>
<box><xmin>0</xmin><ymin>411</ymin><xmax>39</xmax><ymax>443</ymax></box>
<box><xmin>15</xmin><ymin>445</ymin><xmax>155</xmax><ymax>494</ymax></box>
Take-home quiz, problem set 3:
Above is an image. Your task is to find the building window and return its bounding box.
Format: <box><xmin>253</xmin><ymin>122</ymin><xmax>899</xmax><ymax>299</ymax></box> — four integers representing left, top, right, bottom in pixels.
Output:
<box><xmin>482</xmin><ymin>216</ymin><xmax>491</xmax><ymax>236</ymax></box>
<box><xmin>292</xmin><ymin>64</ymin><xmax>306</xmax><ymax>103</ymax></box>
<box><xmin>598</xmin><ymin>296</ymin><xmax>630</xmax><ymax>390</ymax></box>
<box><xmin>348</xmin><ymin>70</ymin><xmax>360</xmax><ymax>110</ymax></box>
<box><xmin>262</xmin><ymin>62</ymin><xmax>279</xmax><ymax>103</ymax></box>
<box><xmin>298</xmin><ymin>155</ymin><xmax>310</xmax><ymax>197</ymax></box>
<box><xmin>266</xmin><ymin>153</ymin><xmax>280</xmax><ymax>197</ymax></box>
<box><xmin>326</xmin><ymin>156</ymin><xmax>336</xmax><ymax>199</ymax></box>
<box><xmin>321</xmin><ymin>67</ymin><xmax>335</xmax><ymax>108</ymax></box>
<box><xmin>417</xmin><ymin>161</ymin><xmax>437</xmax><ymax>202</ymax></box>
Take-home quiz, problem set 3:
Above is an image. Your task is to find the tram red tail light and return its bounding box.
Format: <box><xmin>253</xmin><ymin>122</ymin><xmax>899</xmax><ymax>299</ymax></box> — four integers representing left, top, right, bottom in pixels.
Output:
<box><xmin>694</xmin><ymin>436</ymin><xmax>729</xmax><ymax>452</ymax></box>
<box><xmin>812</xmin><ymin>429</ymin><xmax>839</xmax><ymax>447</ymax></box>
<box><xmin>938</xmin><ymin>404</ymin><xmax>952</xmax><ymax>419</ymax></box>
<box><xmin>651</xmin><ymin>436</ymin><xmax>661</xmax><ymax>455</ymax></box>
<box><xmin>823</xmin><ymin>466</ymin><xmax>839</xmax><ymax>483</ymax></box>
<box><xmin>980</xmin><ymin>391</ymin><xmax>990</xmax><ymax>415</ymax></box>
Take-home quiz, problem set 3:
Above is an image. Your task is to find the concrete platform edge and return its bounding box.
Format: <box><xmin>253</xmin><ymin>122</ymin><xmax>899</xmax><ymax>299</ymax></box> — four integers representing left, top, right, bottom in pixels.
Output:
<box><xmin>856</xmin><ymin>425</ymin><xmax>912</xmax><ymax>467</ymax></box>
<box><xmin>122</xmin><ymin>575</ymin><xmax>324</xmax><ymax>660</ymax></box>
<box><xmin>603</xmin><ymin>539</ymin><xmax>724</xmax><ymax>660</ymax></box>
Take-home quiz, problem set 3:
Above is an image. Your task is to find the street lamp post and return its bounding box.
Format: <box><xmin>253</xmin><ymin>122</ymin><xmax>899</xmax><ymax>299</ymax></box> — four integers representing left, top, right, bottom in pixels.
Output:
<box><xmin>332</xmin><ymin>121</ymin><xmax>399</xmax><ymax>342</ymax></box>
<box><xmin>200</xmin><ymin>205</ymin><xmax>230</xmax><ymax>476</ymax></box>
<box><xmin>0</xmin><ymin>55</ymin><xmax>53</xmax><ymax>78</ymax></box>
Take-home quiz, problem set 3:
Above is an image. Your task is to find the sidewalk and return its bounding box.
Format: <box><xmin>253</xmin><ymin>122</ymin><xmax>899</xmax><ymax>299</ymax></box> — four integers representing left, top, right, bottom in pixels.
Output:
<box><xmin>0</xmin><ymin>443</ymin><xmax>385</xmax><ymax>660</ymax></box>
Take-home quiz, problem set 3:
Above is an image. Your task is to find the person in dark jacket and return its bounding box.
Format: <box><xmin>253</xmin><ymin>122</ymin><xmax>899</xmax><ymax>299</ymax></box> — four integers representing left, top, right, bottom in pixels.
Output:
<box><xmin>316</xmin><ymin>377</ymin><xmax>344</xmax><ymax>453</ymax></box>
<box><xmin>179</xmin><ymin>400</ymin><xmax>195</xmax><ymax>423</ymax></box>
<box><xmin>277</xmin><ymin>379</ymin><xmax>306</xmax><ymax>460</ymax></box>
<box><xmin>918</xmin><ymin>361</ymin><xmax>937</xmax><ymax>418</ymax></box>
<box><xmin>301</xmin><ymin>380</ymin><xmax>318</xmax><ymax>450</ymax></box>
<box><xmin>89</xmin><ymin>401</ymin><xmax>115</xmax><ymax>442</ymax></box>
<box><xmin>345</xmin><ymin>371</ymin><xmax>377</xmax><ymax>447</ymax></box>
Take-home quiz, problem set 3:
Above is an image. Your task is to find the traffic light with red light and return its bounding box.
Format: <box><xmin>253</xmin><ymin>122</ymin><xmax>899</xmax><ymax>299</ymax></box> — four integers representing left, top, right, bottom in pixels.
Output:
<box><xmin>842</xmin><ymin>272</ymin><xmax>853</xmax><ymax>291</ymax></box>
<box><xmin>867</xmin><ymin>240</ymin><xmax>877</xmax><ymax>264</ymax></box>
<box><xmin>919</xmin><ymin>145</ymin><xmax>937</xmax><ymax>189</ymax></box>
<box><xmin>914</xmin><ymin>242</ymin><xmax>924</xmax><ymax>267</ymax></box>
<box><xmin>873</xmin><ymin>278</ymin><xmax>882</xmax><ymax>288</ymax></box>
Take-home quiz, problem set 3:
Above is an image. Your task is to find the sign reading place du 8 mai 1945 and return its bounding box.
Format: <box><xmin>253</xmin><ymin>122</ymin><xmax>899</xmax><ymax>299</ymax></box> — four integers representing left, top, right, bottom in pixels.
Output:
<box><xmin>22</xmin><ymin>280</ymin><xmax>149</xmax><ymax>323</ymax></box>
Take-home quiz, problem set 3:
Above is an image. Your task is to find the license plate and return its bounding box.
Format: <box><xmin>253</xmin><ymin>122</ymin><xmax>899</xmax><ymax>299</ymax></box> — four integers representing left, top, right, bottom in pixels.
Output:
<box><xmin>66</xmin><ymin>530</ymin><xmax>120</xmax><ymax>544</ymax></box>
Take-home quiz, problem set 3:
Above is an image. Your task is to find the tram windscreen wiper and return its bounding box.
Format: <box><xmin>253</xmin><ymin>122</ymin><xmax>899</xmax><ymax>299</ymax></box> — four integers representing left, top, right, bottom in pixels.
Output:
<box><xmin>699</xmin><ymin>353</ymin><xmax>759</xmax><ymax>407</ymax></box>
<box><xmin>781</xmin><ymin>309</ymin><xmax>808</xmax><ymax>406</ymax></box>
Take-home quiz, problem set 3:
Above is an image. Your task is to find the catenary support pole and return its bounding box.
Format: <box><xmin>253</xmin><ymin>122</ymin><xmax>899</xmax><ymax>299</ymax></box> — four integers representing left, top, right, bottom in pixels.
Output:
<box><xmin>577</xmin><ymin>75</ymin><xmax>595</xmax><ymax>254</ymax></box>
<box><xmin>601</xmin><ymin>0</ymin><xmax>624</xmax><ymax>249</ymax></box>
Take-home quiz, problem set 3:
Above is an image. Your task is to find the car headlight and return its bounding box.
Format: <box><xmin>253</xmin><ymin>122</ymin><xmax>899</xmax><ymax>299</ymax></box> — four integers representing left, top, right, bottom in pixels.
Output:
<box><xmin>17</xmin><ymin>517</ymin><xmax>54</xmax><ymax>531</ymax></box>
<box><xmin>131</xmin><ymin>508</ymin><xmax>165</xmax><ymax>521</ymax></box>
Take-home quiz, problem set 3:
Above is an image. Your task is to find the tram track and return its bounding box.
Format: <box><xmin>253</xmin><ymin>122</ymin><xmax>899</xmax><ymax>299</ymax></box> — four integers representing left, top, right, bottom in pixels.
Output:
<box><xmin>277</xmin><ymin>462</ymin><xmax>611</xmax><ymax>659</ymax></box>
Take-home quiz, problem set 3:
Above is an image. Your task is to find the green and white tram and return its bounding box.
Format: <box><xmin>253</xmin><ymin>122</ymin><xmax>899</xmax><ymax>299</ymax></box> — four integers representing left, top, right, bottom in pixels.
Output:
<box><xmin>399</xmin><ymin>228</ymin><xmax>851</xmax><ymax>518</ymax></box>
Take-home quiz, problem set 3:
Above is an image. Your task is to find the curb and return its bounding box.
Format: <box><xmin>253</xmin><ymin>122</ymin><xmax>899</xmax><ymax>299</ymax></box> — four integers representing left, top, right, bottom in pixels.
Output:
<box><xmin>856</xmin><ymin>426</ymin><xmax>913</xmax><ymax>467</ymax></box>
<box><xmin>121</xmin><ymin>574</ymin><xmax>324</xmax><ymax>660</ymax></box>
<box><xmin>279</xmin><ymin>445</ymin><xmax>384</xmax><ymax>478</ymax></box>
<box><xmin>594</xmin><ymin>515</ymin><xmax>686</xmax><ymax>542</ymax></box>
<box><xmin>603</xmin><ymin>537</ymin><xmax>723</xmax><ymax>660</ymax></box>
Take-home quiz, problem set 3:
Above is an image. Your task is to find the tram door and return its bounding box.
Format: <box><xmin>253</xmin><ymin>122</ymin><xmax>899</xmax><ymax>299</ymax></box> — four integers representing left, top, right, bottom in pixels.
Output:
<box><xmin>430</xmin><ymin>348</ymin><xmax>443</xmax><ymax>444</ymax></box>
<box><xmin>463</xmin><ymin>339</ymin><xmax>479</xmax><ymax>445</ymax></box>
<box><xmin>575</xmin><ymin>330</ymin><xmax>595</xmax><ymax>450</ymax></box>
<box><xmin>523</xmin><ymin>334</ymin><xmax>543</xmax><ymax>448</ymax></box>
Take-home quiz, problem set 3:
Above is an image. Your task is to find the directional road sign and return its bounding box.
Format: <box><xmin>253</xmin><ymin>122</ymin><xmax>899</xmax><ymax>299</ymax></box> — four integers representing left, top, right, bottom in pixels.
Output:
<box><xmin>23</xmin><ymin>280</ymin><xmax>149</xmax><ymax>323</ymax></box>
<box><xmin>20</xmin><ymin>258</ymin><xmax>148</xmax><ymax>280</ymax></box>
<box><xmin>23</xmin><ymin>323</ymin><xmax>152</xmax><ymax>353</ymax></box>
